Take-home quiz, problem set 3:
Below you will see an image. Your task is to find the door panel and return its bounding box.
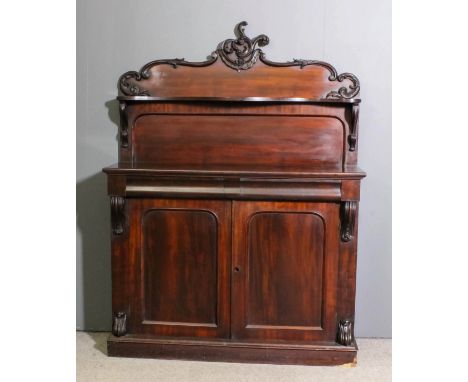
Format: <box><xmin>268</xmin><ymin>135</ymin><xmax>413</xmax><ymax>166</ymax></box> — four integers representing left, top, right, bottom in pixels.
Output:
<box><xmin>232</xmin><ymin>201</ymin><xmax>340</xmax><ymax>342</ymax></box>
<box><xmin>131</xmin><ymin>199</ymin><xmax>230</xmax><ymax>338</ymax></box>
<box><xmin>247</xmin><ymin>212</ymin><xmax>324</xmax><ymax>328</ymax></box>
<box><xmin>142</xmin><ymin>209</ymin><xmax>218</xmax><ymax>325</ymax></box>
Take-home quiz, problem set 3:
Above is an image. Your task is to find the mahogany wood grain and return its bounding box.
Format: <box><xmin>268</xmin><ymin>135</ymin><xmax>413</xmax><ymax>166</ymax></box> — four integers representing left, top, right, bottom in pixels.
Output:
<box><xmin>117</xmin><ymin>102</ymin><xmax>356</xmax><ymax>166</ymax></box>
<box><xmin>104</xmin><ymin>163</ymin><xmax>366</xmax><ymax>180</ymax></box>
<box><xmin>232</xmin><ymin>201</ymin><xmax>340</xmax><ymax>342</ymax></box>
<box><xmin>127</xmin><ymin>199</ymin><xmax>231</xmax><ymax>338</ymax></box>
<box><xmin>337</xmin><ymin>205</ymin><xmax>360</xmax><ymax>338</ymax></box>
<box><xmin>132</xmin><ymin>114</ymin><xmax>344</xmax><ymax>167</ymax></box>
<box><xmin>108</xmin><ymin>336</ymin><xmax>357</xmax><ymax>366</ymax></box>
<box><xmin>142</xmin><ymin>209</ymin><xmax>217</xmax><ymax>325</ymax></box>
<box><xmin>122</xmin><ymin>60</ymin><xmax>357</xmax><ymax>100</ymax></box>
<box><xmin>247</xmin><ymin>212</ymin><xmax>324</xmax><ymax>327</ymax></box>
<box><xmin>123</xmin><ymin>178</ymin><xmax>342</xmax><ymax>201</ymax></box>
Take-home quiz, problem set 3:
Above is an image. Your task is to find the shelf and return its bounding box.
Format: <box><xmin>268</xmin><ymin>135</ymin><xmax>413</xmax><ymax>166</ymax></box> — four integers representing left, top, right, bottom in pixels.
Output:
<box><xmin>117</xmin><ymin>96</ymin><xmax>361</xmax><ymax>104</ymax></box>
<box><xmin>103</xmin><ymin>163</ymin><xmax>366</xmax><ymax>180</ymax></box>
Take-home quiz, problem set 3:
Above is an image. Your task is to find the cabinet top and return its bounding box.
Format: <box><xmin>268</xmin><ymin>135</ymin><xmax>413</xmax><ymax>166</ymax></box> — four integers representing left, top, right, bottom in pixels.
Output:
<box><xmin>103</xmin><ymin>163</ymin><xmax>366</xmax><ymax>180</ymax></box>
<box><xmin>118</xmin><ymin>21</ymin><xmax>360</xmax><ymax>102</ymax></box>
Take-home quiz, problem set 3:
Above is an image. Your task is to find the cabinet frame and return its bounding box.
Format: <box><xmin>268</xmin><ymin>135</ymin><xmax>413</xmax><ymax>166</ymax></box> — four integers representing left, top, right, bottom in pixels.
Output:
<box><xmin>104</xmin><ymin>21</ymin><xmax>366</xmax><ymax>365</ymax></box>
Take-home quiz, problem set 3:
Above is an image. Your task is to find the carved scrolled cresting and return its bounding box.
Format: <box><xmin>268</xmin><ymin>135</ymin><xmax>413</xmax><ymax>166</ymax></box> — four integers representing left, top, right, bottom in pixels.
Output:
<box><xmin>118</xmin><ymin>21</ymin><xmax>360</xmax><ymax>100</ymax></box>
<box><xmin>325</xmin><ymin>73</ymin><xmax>360</xmax><ymax>100</ymax></box>
<box><xmin>119</xmin><ymin>102</ymin><xmax>128</xmax><ymax>148</ymax></box>
<box><xmin>112</xmin><ymin>312</ymin><xmax>127</xmax><ymax>337</ymax></box>
<box><xmin>119</xmin><ymin>55</ymin><xmax>218</xmax><ymax>96</ymax></box>
<box><xmin>337</xmin><ymin>319</ymin><xmax>354</xmax><ymax>346</ymax></box>
<box><xmin>258</xmin><ymin>56</ymin><xmax>360</xmax><ymax>100</ymax></box>
<box><xmin>110</xmin><ymin>196</ymin><xmax>126</xmax><ymax>235</ymax></box>
<box><xmin>340</xmin><ymin>201</ymin><xmax>357</xmax><ymax>242</ymax></box>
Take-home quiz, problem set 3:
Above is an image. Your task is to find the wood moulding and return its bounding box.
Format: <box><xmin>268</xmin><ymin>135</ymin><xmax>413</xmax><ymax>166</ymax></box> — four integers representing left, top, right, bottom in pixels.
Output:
<box><xmin>108</xmin><ymin>336</ymin><xmax>357</xmax><ymax>366</ymax></box>
<box><xmin>118</xmin><ymin>21</ymin><xmax>360</xmax><ymax>100</ymax></box>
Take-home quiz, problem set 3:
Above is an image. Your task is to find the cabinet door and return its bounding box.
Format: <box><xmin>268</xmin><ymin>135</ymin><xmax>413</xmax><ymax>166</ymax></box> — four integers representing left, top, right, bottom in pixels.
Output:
<box><xmin>232</xmin><ymin>201</ymin><xmax>340</xmax><ymax>342</ymax></box>
<box><xmin>129</xmin><ymin>199</ymin><xmax>231</xmax><ymax>338</ymax></box>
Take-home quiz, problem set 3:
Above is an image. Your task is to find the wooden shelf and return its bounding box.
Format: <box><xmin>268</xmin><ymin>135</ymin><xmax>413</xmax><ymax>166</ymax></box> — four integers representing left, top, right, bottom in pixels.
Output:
<box><xmin>103</xmin><ymin>163</ymin><xmax>366</xmax><ymax>180</ymax></box>
<box><xmin>117</xmin><ymin>96</ymin><xmax>361</xmax><ymax>104</ymax></box>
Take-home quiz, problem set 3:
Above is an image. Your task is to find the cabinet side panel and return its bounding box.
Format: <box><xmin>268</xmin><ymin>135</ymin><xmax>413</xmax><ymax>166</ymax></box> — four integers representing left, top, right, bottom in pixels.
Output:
<box><xmin>142</xmin><ymin>209</ymin><xmax>218</xmax><ymax>325</ymax></box>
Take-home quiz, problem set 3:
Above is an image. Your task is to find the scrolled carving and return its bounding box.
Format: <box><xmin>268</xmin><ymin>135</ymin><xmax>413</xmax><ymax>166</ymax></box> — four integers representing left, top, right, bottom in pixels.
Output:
<box><xmin>218</xmin><ymin>21</ymin><xmax>269</xmax><ymax>71</ymax></box>
<box><xmin>258</xmin><ymin>57</ymin><xmax>360</xmax><ymax>99</ymax></box>
<box><xmin>325</xmin><ymin>72</ymin><xmax>360</xmax><ymax>100</ymax></box>
<box><xmin>112</xmin><ymin>312</ymin><xmax>127</xmax><ymax>337</ymax></box>
<box><xmin>340</xmin><ymin>201</ymin><xmax>357</xmax><ymax>242</ymax></box>
<box><xmin>348</xmin><ymin>104</ymin><xmax>359</xmax><ymax>151</ymax></box>
<box><xmin>117</xmin><ymin>21</ymin><xmax>360</xmax><ymax>100</ymax></box>
<box><xmin>110</xmin><ymin>196</ymin><xmax>125</xmax><ymax>235</ymax></box>
<box><xmin>119</xmin><ymin>102</ymin><xmax>128</xmax><ymax>148</ymax></box>
<box><xmin>337</xmin><ymin>319</ymin><xmax>354</xmax><ymax>346</ymax></box>
<box><xmin>119</xmin><ymin>70</ymin><xmax>150</xmax><ymax>96</ymax></box>
<box><xmin>118</xmin><ymin>55</ymin><xmax>218</xmax><ymax>96</ymax></box>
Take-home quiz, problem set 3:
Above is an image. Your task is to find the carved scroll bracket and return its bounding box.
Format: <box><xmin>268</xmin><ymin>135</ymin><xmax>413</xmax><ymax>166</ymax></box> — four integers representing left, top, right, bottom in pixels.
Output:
<box><xmin>337</xmin><ymin>319</ymin><xmax>354</xmax><ymax>346</ymax></box>
<box><xmin>112</xmin><ymin>312</ymin><xmax>127</xmax><ymax>337</ymax></box>
<box><xmin>110</xmin><ymin>196</ymin><xmax>126</xmax><ymax>235</ymax></box>
<box><xmin>119</xmin><ymin>102</ymin><xmax>129</xmax><ymax>148</ymax></box>
<box><xmin>340</xmin><ymin>201</ymin><xmax>357</xmax><ymax>242</ymax></box>
<box><xmin>348</xmin><ymin>105</ymin><xmax>359</xmax><ymax>151</ymax></box>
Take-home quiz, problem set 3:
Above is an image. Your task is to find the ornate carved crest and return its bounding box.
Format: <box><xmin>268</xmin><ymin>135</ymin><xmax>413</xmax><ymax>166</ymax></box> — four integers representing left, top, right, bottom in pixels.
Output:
<box><xmin>118</xmin><ymin>21</ymin><xmax>360</xmax><ymax>100</ymax></box>
<box><xmin>218</xmin><ymin>21</ymin><xmax>269</xmax><ymax>71</ymax></box>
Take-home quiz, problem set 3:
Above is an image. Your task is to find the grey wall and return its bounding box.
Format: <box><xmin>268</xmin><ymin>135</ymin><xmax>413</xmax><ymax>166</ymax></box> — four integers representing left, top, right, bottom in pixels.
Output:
<box><xmin>77</xmin><ymin>0</ymin><xmax>391</xmax><ymax>337</ymax></box>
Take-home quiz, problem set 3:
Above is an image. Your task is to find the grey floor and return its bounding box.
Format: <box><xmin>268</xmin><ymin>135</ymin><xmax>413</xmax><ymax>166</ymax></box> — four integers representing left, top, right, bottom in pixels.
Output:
<box><xmin>77</xmin><ymin>332</ymin><xmax>391</xmax><ymax>382</ymax></box>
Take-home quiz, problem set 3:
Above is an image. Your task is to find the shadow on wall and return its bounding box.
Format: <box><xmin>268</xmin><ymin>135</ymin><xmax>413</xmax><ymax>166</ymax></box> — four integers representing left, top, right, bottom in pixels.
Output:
<box><xmin>106</xmin><ymin>99</ymin><xmax>120</xmax><ymax>134</ymax></box>
<box><xmin>77</xmin><ymin>172</ymin><xmax>112</xmax><ymax>331</ymax></box>
<box><xmin>76</xmin><ymin>99</ymin><xmax>120</xmax><ymax>331</ymax></box>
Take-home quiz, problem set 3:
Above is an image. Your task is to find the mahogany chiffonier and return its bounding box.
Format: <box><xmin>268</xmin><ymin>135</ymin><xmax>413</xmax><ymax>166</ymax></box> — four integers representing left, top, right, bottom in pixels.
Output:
<box><xmin>103</xmin><ymin>21</ymin><xmax>365</xmax><ymax>366</ymax></box>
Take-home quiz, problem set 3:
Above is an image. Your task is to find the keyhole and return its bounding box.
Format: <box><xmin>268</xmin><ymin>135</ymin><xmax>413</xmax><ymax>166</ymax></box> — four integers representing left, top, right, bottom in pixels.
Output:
<box><xmin>234</xmin><ymin>266</ymin><xmax>240</xmax><ymax>272</ymax></box>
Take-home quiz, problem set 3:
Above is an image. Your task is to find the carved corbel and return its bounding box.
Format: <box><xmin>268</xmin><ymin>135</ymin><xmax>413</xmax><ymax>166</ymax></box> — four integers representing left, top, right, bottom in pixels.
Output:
<box><xmin>348</xmin><ymin>105</ymin><xmax>359</xmax><ymax>151</ymax></box>
<box><xmin>119</xmin><ymin>102</ymin><xmax>129</xmax><ymax>148</ymax></box>
<box><xmin>110</xmin><ymin>196</ymin><xmax>126</xmax><ymax>235</ymax></box>
<box><xmin>337</xmin><ymin>319</ymin><xmax>354</xmax><ymax>346</ymax></box>
<box><xmin>340</xmin><ymin>201</ymin><xmax>357</xmax><ymax>242</ymax></box>
<box><xmin>112</xmin><ymin>312</ymin><xmax>127</xmax><ymax>337</ymax></box>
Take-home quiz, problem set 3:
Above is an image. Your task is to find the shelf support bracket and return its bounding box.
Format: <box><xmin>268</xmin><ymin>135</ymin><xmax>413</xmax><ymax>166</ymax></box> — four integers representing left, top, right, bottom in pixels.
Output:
<box><xmin>340</xmin><ymin>201</ymin><xmax>357</xmax><ymax>242</ymax></box>
<box><xmin>110</xmin><ymin>196</ymin><xmax>126</xmax><ymax>235</ymax></box>
<box><xmin>348</xmin><ymin>104</ymin><xmax>359</xmax><ymax>151</ymax></box>
<box><xmin>119</xmin><ymin>101</ymin><xmax>129</xmax><ymax>148</ymax></box>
